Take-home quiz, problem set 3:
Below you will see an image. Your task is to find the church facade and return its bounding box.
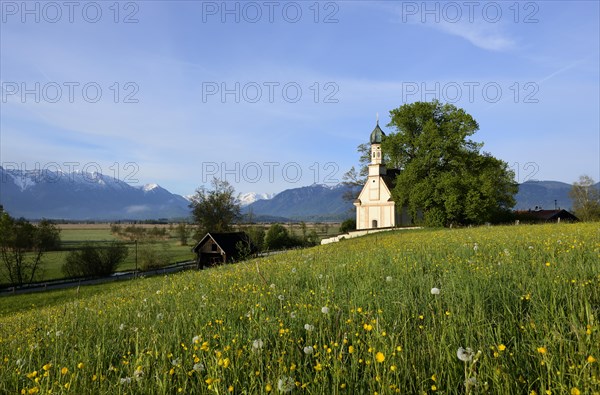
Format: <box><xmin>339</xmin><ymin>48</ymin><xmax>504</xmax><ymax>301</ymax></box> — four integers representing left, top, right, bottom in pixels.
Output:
<box><xmin>353</xmin><ymin>121</ymin><xmax>408</xmax><ymax>229</ymax></box>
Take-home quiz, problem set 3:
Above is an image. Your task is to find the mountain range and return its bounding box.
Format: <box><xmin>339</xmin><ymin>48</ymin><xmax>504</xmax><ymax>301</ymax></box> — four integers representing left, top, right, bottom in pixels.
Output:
<box><xmin>0</xmin><ymin>166</ymin><xmax>190</xmax><ymax>220</ymax></box>
<box><xmin>0</xmin><ymin>166</ymin><xmax>591</xmax><ymax>221</ymax></box>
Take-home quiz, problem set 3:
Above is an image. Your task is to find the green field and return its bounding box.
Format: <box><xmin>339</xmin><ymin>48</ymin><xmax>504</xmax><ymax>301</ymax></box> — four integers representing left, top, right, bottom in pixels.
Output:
<box><xmin>0</xmin><ymin>225</ymin><xmax>196</xmax><ymax>286</ymax></box>
<box><xmin>1</xmin><ymin>223</ymin><xmax>598</xmax><ymax>394</ymax></box>
<box><xmin>1</xmin><ymin>223</ymin><xmax>341</xmax><ymax>286</ymax></box>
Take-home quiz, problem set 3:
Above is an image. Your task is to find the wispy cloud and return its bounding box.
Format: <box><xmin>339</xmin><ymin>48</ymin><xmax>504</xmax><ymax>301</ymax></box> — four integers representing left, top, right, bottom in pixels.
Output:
<box><xmin>433</xmin><ymin>21</ymin><xmax>516</xmax><ymax>52</ymax></box>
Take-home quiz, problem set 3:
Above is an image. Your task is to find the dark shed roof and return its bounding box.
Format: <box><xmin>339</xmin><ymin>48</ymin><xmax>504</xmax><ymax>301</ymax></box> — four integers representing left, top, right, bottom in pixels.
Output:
<box><xmin>514</xmin><ymin>209</ymin><xmax>579</xmax><ymax>222</ymax></box>
<box><xmin>192</xmin><ymin>232</ymin><xmax>255</xmax><ymax>256</ymax></box>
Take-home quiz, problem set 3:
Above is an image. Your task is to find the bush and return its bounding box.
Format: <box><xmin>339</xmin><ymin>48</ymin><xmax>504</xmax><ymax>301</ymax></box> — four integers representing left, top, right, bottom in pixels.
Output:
<box><xmin>62</xmin><ymin>242</ymin><xmax>128</xmax><ymax>278</ymax></box>
<box><xmin>339</xmin><ymin>219</ymin><xmax>356</xmax><ymax>233</ymax></box>
<box><xmin>138</xmin><ymin>243</ymin><xmax>171</xmax><ymax>271</ymax></box>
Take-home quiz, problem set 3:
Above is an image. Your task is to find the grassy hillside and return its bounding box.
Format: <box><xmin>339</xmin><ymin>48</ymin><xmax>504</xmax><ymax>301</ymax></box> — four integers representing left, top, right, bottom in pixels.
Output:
<box><xmin>1</xmin><ymin>224</ymin><xmax>598</xmax><ymax>394</ymax></box>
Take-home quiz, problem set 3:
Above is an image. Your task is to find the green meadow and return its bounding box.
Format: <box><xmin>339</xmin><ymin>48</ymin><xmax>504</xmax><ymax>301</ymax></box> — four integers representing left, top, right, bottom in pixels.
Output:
<box><xmin>0</xmin><ymin>223</ymin><xmax>598</xmax><ymax>394</ymax></box>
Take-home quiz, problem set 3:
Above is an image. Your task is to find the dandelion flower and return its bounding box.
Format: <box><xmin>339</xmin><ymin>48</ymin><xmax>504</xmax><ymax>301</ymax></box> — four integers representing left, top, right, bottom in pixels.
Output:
<box><xmin>277</xmin><ymin>376</ymin><xmax>295</xmax><ymax>393</ymax></box>
<box><xmin>537</xmin><ymin>347</ymin><xmax>547</xmax><ymax>355</ymax></box>
<box><xmin>430</xmin><ymin>287</ymin><xmax>440</xmax><ymax>295</ymax></box>
<box><xmin>304</xmin><ymin>324</ymin><xmax>314</xmax><ymax>332</ymax></box>
<box><xmin>587</xmin><ymin>355</ymin><xmax>596</xmax><ymax>363</ymax></box>
<box><xmin>498</xmin><ymin>344</ymin><xmax>506</xmax><ymax>351</ymax></box>
<box><xmin>375</xmin><ymin>352</ymin><xmax>385</xmax><ymax>363</ymax></box>
<box><xmin>457</xmin><ymin>347</ymin><xmax>474</xmax><ymax>362</ymax></box>
<box><xmin>303</xmin><ymin>346</ymin><xmax>314</xmax><ymax>355</ymax></box>
<box><xmin>321</xmin><ymin>306</ymin><xmax>330</xmax><ymax>314</ymax></box>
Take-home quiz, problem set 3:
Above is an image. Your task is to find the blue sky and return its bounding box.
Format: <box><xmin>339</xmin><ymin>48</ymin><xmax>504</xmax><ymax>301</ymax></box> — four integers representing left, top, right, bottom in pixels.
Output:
<box><xmin>1</xmin><ymin>1</ymin><xmax>598</xmax><ymax>196</ymax></box>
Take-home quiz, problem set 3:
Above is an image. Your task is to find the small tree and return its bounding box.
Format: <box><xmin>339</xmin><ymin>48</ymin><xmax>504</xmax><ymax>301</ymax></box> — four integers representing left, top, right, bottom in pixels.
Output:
<box><xmin>0</xmin><ymin>213</ymin><xmax>60</xmax><ymax>287</ymax></box>
<box><xmin>570</xmin><ymin>175</ymin><xmax>600</xmax><ymax>221</ymax></box>
<box><xmin>245</xmin><ymin>226</ymin><xmax>266</xmax><ymax>252</ymax></box>
<box><xmin>174</xmin><ymin>222</ymin><xmax>191</xmax><ymax>245</ymax></box>
<box><xmin>189</xmin><ymin>178</ymin><xmax>241</xmax><ymax>240</ymax></box>
<box><xmin>62</xmin><ymin>242</ymin><xmax>128</xmax><ymax>278</ymax></box>
<box><xmin>264</xmin><ymin>224</ymin><xmax>290</xmax><ymax>250</ymax></box>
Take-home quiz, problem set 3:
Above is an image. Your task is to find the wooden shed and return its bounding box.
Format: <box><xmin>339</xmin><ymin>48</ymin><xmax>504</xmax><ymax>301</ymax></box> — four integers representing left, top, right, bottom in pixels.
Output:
<box><xmin>192</xmin><ymin>232</ymin><xmax>256</xmax><ymax>268</ymax></box>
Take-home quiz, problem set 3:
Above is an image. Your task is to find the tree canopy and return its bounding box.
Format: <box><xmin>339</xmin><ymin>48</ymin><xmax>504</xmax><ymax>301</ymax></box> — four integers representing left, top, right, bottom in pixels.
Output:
<box><xmin>570</xmin><ymin>175</ymin><xmax>600</xmax><ymax>221</ymax></box>
<box><xmin>381</xmin><ymin>100</ymin><xmax>517</xmax><ymax>226</ymax></box>
<box><xmin>189</xmin><ymin>178</ymin><xmax>241</xmax><ymax>239</ymax></box>
<box><xmin>0</xmin><ymin>211</ymin><xmax>61</xmax><ymax>286</ymax></box>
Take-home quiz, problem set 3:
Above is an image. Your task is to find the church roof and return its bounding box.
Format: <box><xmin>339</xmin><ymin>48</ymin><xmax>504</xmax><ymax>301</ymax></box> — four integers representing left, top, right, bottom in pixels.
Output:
<box><xmin>370</xmin><ymin>122</ymin><xmax>385</xmax><ymax>144</ymax></box>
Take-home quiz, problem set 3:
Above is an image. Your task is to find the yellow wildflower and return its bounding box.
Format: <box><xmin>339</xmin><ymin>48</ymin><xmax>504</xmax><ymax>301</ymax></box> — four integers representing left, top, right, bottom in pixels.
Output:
<box><xmin>375</xmin><ymin>352</ymin><xmax>385</xmax><ymax>363</ymax></box>
<box><xmin>537</xmin><ymin>347</ymin><xmax>547</xmax><ymax>355</ymax></box>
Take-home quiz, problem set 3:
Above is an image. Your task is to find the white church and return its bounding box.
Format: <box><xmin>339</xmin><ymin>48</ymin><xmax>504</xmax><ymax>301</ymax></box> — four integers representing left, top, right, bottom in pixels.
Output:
<box><xmin>353</xmin><ymin>120</ymin><xmax>411</xmax><ymax>229</ymax></box>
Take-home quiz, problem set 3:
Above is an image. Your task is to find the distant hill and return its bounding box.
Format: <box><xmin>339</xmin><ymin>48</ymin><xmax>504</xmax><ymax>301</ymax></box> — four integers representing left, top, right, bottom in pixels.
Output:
<box><xmin>243</xmin><ymin>184</ymin><xmax>361</xmax><ymax>222</ymax></box>
<box><xmin>515</xmin><ymin>180</ymin><xmax>574</xmax><ymax>211</ymax></box>
<box><xmin>0</xmin><ymin>166</ymin><xmax>191</xmax><ymax>220</ymax></box>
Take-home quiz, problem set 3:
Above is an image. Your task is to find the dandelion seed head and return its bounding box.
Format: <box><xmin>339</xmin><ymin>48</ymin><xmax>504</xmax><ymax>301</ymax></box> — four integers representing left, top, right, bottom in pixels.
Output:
<box><xmin>321</xmin><ymin>306</ymin><xmax>329</xmax><ymax>314</ymax></box>
<box><xmin>303</xmin><ymin>346</ymin><xmax>314</xmax><ymax>354</ymax></box>
<box><xmin>431</xmin><ymin>287</ymin><xmax>441</xmax><ymax>295</ymax></box>
<box><xmin>252</xmin><ymin>339</ymin><xmax>264</xmax><ymax>350</ymax></box>
<box><xmin>457</xmin><ymin>347</ymin><xmax>474</xmax><ymax>362</ymax></box>
<box><xmin>386</xmin><ymin>276</ymin><xmax>393</xmax><ymax>282</ymax></box>
<box><xmin>304</xmin><ymin>324</ymin><xmax>314</xmax><ymax>332</ymax></box>
<box><xmin>277</xmin><ymin>376</ymin><xmax>295</xmax><ymax>393</ymax></box>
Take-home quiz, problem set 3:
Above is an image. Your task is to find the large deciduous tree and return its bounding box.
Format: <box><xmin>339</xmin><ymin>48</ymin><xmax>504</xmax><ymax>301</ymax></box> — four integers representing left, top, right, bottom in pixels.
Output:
<box><xmin>189</xmin><ymin>178</ymin><xmax>241</xmax><ymax>239</ymax></box>
<box><xmin>382</xmin><ymin>100</ymin><xmax>517</xmax><ymax>226</ymax></box>
<box><xmin>0</xmin><ymin>212</ymin><xmax>61</xmax><ymax>286</ymax></box>
<box><xmin>569</xmin><ymin>175</ymin><xmax>600</xmax><ymax>221</ymax></box>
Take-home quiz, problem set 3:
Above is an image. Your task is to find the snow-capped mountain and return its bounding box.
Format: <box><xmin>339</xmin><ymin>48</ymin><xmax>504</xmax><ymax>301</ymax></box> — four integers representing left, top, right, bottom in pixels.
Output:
<box><xmin>242</xmin><ymin>184</ymin><xmax>360</xmax><ymax>221</ymax></box>
<box><xmin>239</xmin><ymin>192</ymin><xmax>276</xmax><ymax>206</ymax></box>
<box><xmin>0</xmin><ymin>166</ymin><xmax>191</xmax><ymax>220</ymax></box>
